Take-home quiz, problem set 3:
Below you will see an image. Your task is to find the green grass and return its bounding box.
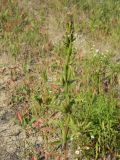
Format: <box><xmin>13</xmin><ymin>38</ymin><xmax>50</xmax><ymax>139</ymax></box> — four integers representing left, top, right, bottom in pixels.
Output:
<box><xmin>1</xmin><ymin>0</ymin><xmax>120</xmax><ymax>159</ymax></box>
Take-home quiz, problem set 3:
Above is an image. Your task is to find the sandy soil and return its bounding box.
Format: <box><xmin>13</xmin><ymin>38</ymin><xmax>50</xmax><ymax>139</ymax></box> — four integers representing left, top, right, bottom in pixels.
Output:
<box><xmin>0</xmin><ymin>53</ymin><xmax>26</xmax><ymax>159</ymax></box>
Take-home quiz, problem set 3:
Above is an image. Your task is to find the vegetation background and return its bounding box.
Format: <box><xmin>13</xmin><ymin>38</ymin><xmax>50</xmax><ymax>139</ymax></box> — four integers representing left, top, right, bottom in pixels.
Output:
<box><xmin>0</xmin><ymin>0</ymin><xmax>120</xmax><ymax>159</ymax></box>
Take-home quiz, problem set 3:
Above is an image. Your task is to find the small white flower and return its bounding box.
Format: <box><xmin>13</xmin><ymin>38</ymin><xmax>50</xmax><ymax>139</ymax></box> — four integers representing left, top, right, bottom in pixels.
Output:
<box><xmin>96</xmin><ymin>49</ymin><xmax>99</xmax><ymax>53</ymax></box>
<box><xmin>70</xmin><ymin>137</ymin><xmax>73</xmax><ymax>141</ymax></box>
<box><xmin>75</xmin><ymin>150</ymin><xmax>80</xmax><ymax>155</ymax></box>
<box><xmin>91</xmin><ymin>135</ymin><xmax>95</xmax><ymax>139</ymax></box>
<box><xmin>85</xmin><ymin>146</ymin><xmax>90</xmax><ymax>150</ymax></box>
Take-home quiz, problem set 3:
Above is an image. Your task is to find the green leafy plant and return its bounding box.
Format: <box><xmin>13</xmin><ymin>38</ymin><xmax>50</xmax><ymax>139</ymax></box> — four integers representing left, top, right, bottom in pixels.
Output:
<box><xmin>61</xmin><ymin>13</ymin><xmax>75</xmax><ymax>159</ymax></box>
<box><xmin>2</xmin><ymin>1</ymin><xmax>120</xmax><ymax>159</ymax></box>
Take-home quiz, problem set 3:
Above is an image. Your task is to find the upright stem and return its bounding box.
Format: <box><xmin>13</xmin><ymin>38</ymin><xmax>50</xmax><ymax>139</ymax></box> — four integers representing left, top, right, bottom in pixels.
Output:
<box><xmin>62</xmin><ymin>14</ymin><xmax>74</xmax><ymax>160</ymax></box>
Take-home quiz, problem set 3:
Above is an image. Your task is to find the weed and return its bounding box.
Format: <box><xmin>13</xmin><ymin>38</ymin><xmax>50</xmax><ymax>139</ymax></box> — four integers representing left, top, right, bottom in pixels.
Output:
<box><xmin>1</xmin><ymin>1</ymin><xmax>120</xmax><ymax>159</ymax></box>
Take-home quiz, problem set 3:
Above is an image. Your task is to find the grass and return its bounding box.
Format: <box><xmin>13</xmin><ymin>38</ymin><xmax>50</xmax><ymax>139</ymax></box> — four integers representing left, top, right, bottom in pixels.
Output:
<box><xmin>0</xmin><ymin>0</ymin><xmax>120</xmax><ymax>159</ymax></box>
